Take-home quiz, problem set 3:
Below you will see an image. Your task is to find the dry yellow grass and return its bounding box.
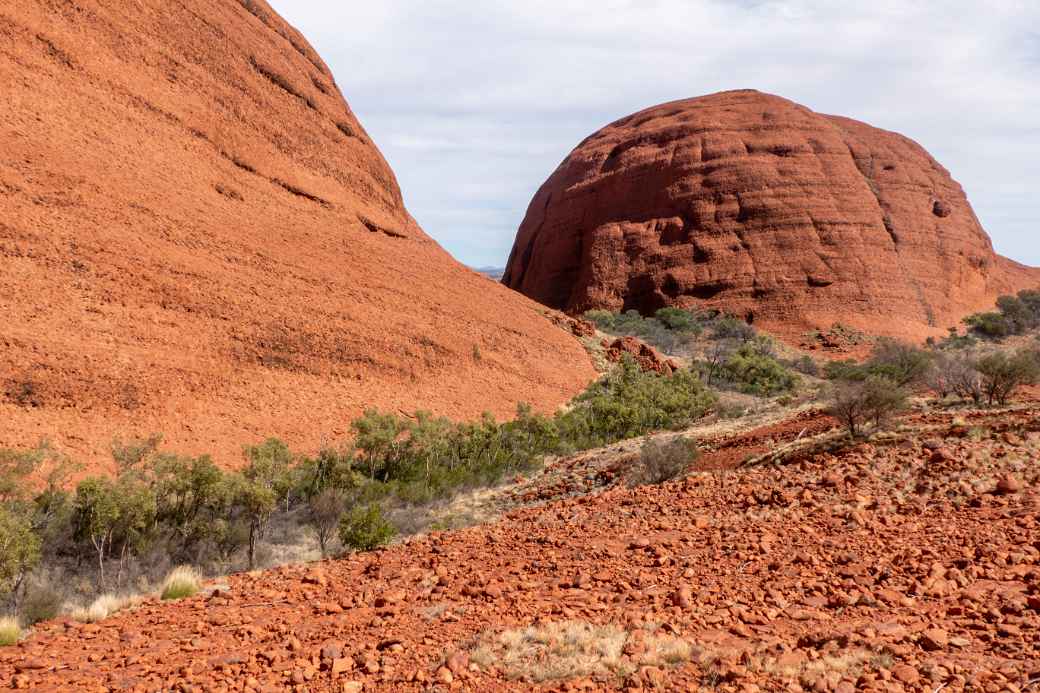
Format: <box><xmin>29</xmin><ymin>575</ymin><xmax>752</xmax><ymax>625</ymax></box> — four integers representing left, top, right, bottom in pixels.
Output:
<box><xmin>160</xmin><ymin>566</ymin><xmax>200</xmax><ymax>601</ymax></box>
<box><xmin>70</xmin><ymin>593</ymin><xmax>144</xmax><ymax>623</ymax></box>
<box><xmin>469</xmin><ymin>621</ymin><xmax>694</xmax><ymax>683</ymax></box>
<box><xmin>0</xmin><ymin>617</ymin><xmax>21</xmax><ymax>646</ymax></box>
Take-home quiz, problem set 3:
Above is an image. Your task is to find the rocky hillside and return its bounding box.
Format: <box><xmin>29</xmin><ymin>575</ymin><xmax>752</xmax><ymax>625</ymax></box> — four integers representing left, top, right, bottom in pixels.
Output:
<box><xmin>503</xmin><ymin>90</ymin><xmax>1039</xmax><ymax>340</ymax></box>
<box><xmin>0</xmin><ymin>0</ymin><xmax>595</xmax><ymax>468</ymax></box>
<box><xmin>4</xmin><ymin>401</ymin><xmax>1038</xmax><ymax>690</ymax></box>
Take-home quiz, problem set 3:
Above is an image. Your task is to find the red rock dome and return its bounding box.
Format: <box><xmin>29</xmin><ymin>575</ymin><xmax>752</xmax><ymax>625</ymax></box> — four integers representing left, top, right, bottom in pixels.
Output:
<box><xmin>0</xmin><ymin>0</ymin><xmax>595</xmax><ymax>469</ymax></box>
<box><xmin>503</xmin><ymin>90</ymin><xmax>1039</xmax><ymax>339</ymax></box>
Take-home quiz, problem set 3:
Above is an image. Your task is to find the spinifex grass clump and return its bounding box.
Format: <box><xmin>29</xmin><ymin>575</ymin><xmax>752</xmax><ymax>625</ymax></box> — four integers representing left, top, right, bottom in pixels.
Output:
<box><xmin>160</xmin><ymin>565</ymin><xmax>200</xmax><ymax>601</ymax></box>
<box><xmin>0</xmin><ymin>617</ymin><xmax>20</xmax><ymax>646</ymax></box>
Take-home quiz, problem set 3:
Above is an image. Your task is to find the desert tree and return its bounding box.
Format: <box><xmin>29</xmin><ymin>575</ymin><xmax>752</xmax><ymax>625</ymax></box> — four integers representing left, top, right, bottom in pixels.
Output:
<box><xmin>975</xmin><ymin>349</ymin><xmax>1040</xmax><ymax>405</ymax></box>
<box><xmin>307</xmin><ymin>488</ymin><xmax>346</xmax><ymax>558</ymax></box>
<box><xmin>0</xmin><ymin>506</ymin><xmax>40</xmax><ymax>599</ymax></box>
<box><xmin>827</xmin><ymin>376</ymin><xmax>908</xmax><ymax>438</ymax></box>
<box><xmin>867</xmin><ymin>338</ymin><xmax>934</xmax><ymax>387</ymax></box>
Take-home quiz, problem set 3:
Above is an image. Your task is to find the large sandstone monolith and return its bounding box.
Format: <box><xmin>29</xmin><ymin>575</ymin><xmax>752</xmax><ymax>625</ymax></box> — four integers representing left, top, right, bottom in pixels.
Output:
<box><xmin>0</xmin><ymin>0</ymin><xmax>595</xmax><ymax>468</ymax></box>
<box><xmin>503</xmin><ymin>90</ymin><xmax>1038</xmax><ymax>339</ymax></box>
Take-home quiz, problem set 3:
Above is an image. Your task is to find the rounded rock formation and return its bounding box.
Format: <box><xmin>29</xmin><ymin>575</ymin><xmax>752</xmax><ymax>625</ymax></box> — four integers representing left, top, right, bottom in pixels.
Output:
<box><xmin>503</xmin><ymin>90</ymin><xmax>1039</xmax><ymax>339</ymax></box>
<box><xmin>0</xmin><ymin>0</ymin><xmax>595</xmax><ymax>468</ymax></box>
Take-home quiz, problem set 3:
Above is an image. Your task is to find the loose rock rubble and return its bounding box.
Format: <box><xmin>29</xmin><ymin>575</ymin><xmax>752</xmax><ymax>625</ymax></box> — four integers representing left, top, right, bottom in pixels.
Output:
<box><xmin>3</xmin><ymin>407</ymin><xmax>1038</xmax><ymax>691</ymax></box>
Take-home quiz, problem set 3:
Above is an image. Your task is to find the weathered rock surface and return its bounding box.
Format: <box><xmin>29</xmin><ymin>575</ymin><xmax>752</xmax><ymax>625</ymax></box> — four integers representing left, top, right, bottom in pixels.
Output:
<box><xmin>0</xmin><ymin>0</ymin><xmax>595</xmax><ymax>468</ymax></box>
<box><xmin>503</xmin><ymin>90</ymin><xmax>1039</xmax><ymax>340</ymax></box>
<box><xmin>604</xmin><ymin>336</ymin><xmax>677</xmax><ymax>374</ymax></box>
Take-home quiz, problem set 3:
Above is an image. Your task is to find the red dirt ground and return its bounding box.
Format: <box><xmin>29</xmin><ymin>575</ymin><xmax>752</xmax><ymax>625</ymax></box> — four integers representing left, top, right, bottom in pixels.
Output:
<box><xmin>4</xmin><ymin>405</ymin><xmax>1037</xmax><ymax>692</ymax></box>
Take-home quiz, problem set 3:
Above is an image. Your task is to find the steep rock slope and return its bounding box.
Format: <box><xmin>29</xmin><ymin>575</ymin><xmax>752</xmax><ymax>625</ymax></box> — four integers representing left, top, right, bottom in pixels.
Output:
<box><xmin>0</xmin><ymin>0</ymin><xmax>595</xmax><ymax>468</ymax></box>
<box><xmin>503</xmin><ymin>90</ymin><xmax>1039</xmax><ymax>339</ymax></box>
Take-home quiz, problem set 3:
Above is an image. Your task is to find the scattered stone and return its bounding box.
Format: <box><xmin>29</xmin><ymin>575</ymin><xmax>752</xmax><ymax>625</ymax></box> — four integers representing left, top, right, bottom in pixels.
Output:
<box><xmin>920</xmin><ymin>628</ymin><xmax>949</xmax><ymax>651</ymax></box>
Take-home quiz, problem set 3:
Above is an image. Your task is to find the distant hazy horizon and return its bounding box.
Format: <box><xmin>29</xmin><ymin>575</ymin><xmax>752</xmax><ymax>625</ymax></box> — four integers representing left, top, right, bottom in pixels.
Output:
<box><xmin>270</xmin><ymin>1</ymin><xmax>1039</xmax><ymax>270</ymax></box>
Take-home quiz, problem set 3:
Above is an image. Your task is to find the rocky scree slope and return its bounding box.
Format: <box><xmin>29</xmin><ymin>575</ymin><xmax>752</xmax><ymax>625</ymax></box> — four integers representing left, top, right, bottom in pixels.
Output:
<box><xmin>0</xmin><ymin>0</ymin><xmax>595</xmax><ymax>469</ymax></box>
<box><xmin>3</xmin><ymin>405</ymin><xmax>1038</xmax><ymax>690</ymax></box>
<box><xmin>503</xmin><ymin>90</ymin><xmax>1039</xmax><ymax>341</ymax></box>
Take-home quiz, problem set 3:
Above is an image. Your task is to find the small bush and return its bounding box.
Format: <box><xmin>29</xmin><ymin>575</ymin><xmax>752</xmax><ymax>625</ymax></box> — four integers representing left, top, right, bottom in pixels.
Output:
<box><xmin>0</xmin><ymin>617</ymin><xmax>20</xmax><ymax>646</ymax></box>
<box><xmin>19</xmin><ymin>582</ymin><xmax>63</xmax><ymax>626</ymax></box>
<box><xmin>556</xmin><ymin>357</ymin><xmax>717</xmax><ymax>449</ymax></box>
<box><xmin>827</xmin><ymin>376</ymin><xmax>908</xmax><ymax>438</ymax></box>
<box><xmin>867</xmin><ymin>339</ymin><xmax>933</xmax><ymax>386</ymax></box>
<box><xmin>582</xmin><ymin>307</ymin><xmax>708</xmax><ymax>354</ymax></box>
<box><xmin>975</xmin><ymin>349</ymin><xmax>1040</xmax><ymax>405</ymax></box>
<box><xmin>306</xmin><ymin>488</ymin><xmax>346</xmax><ymax>558</ymax></box>
<box><xmin>712</xmin><ymin>315</ymin><xmax>756</xmax><ymax>342</ymax></box>
<box><xmin>965</xmin><ymin>311</ymin><xmax>1012</xmax><ymax>339</ymax></box>
<box><xmin>945</xmin><ymin>351</ymin><xmax>985</xmax><ymax>404</ymax></box>
<box><xmin>790</xmin><ymin>355</ymin><xmax>819</xmax><ymax>377</ymax></box>
<box><xmin>160</xmin><ymin>565</ymin><xmax>200</xmax><ymax>600</ymax></box>
<box><xmin>654</xmin><ymin>307</ymin><xmax>699</xmax><ymax>333</ymax></box>
<box><xmin>630</xmin><ymin>437</ymin><xmax>697</xmax><ymax>486</ymax></box>
<box><xmin>583</xmin><ymin>310</ymin><xmax>616</xmax><ymax>330</ymax></box>
<box><xmin>338</xmin><ymin>504</ymin><xmax>396</xmax><ymax>552</ymax></box>
<box><xmin>721</xmin><ymin>341</ymin><xmax>799</xmax><ymax>396</ymax></box>
<box><xmin>823</xmin><ymin>359</ymin><xmax>869</xmax><ymax>382</ymax></box>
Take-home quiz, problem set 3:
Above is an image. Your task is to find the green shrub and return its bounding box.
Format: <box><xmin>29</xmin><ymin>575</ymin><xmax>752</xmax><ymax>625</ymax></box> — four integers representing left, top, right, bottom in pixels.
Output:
<box><xmin>339</xmin><ymin>504</ymin><xmax>396</xmax><ymax>552</ymax></box>
<box><xmin>823</xmin><ymin>359</ymin><xmax>869</xmax><ymax>382</ymax></box>
<box><xmin>790</xmin><ymin>355</ymin><xmax>820</xmax><ymax>377</ymax></box>
<box><xmin>711</xmin><ymin>316</ymin><xmax>756</xmax><ymax>343</ymax></box>
<box><xmin>583</xmin><ymin>310</ymin><xmax>616</xmax><ymax>330</ymax></box>
<box><xmin>0</xmin><ymin>507</ymin><xmax>40</xmax><ymax>597</ymax></box>
<box><xmin>867</xmin><ymin>339</ymin><xmax>933</xmax><ymax>386</ymax></box>
<box><xmin>654</xmin><ymin>307</ymin><xmax>699</xmax><ymax>333</ymax></box>
<box><xmin>582</xmin><ymin>308</ymin><xmax>707</xmax><ymax>354</ymax></box>
<box><xmin>556</xmin><ymin>357</ymin><xmax>717</xmax><ymax>449</ymax></box>
<box><xmin>721</xmin><ymin>342</ymin><xmax>799</xmax><ymax>396</ymax></box>
<box><xmin>149</xmin><ymin>453</ymin><xmax>236</xmax><ymax>560</ymax></box>
<box><xmin>975</xmin><ymin>349</ymin><xmax>1040</xmax><ymax>405</ymax></box>
<box><xmin>965</xmin><ymin>311</ymin><xmax>1013</xmax><ymax>339</ymax></box>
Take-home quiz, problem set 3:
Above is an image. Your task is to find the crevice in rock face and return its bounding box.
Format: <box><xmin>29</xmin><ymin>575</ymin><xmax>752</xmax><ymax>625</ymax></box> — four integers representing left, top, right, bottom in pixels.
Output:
<box><xmin>272</xmin><ymin>179</ymin><xmax>330</xmax><ymax>207</ymax></box>
<box><xmin>238</xmin><ymin>0</ymin><xmax>328</xmax><ymax>75</ymax></box>
<box><xmin>688</xmin><ymin>282</ymin><xmax>728</xmax><ymax>300</ymax></box>
<box><xmin>336</xmin><ymin>121</ymin><xmax>364</xmax><ymax>142</ymax></box>
<box><xmin>310</xmin><ymin>75</ymin><xmax>330</xmax><ymax>95</ymax></box>
<box><xmin>882</xmin><ymin>215</ymin><xmax>900</xmax><ymax>245</ymax></box>
<box><xmin>249</xmin><ymin>56</ymin><xmax>318</xmax><ymax>111</ymax></box>
<box><xmin>358</xmin><ymin>216</ymin><xmax>406</xmax><ymax>239</ymax></box>
<box><xmin>222</xmin><ymin>152</ymin><xmax>257</xmax><ymax>175</ymax></box>
<box><xmin>35</xmin><ymin>33</ymin><xmax>75</xmax><ymax>68</ymax></box>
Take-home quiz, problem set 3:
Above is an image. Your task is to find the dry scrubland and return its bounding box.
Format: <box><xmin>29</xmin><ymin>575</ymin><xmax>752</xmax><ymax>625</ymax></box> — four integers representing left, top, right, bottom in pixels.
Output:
<box><xmin>1</xmin><ymin>298</ymin><xmax>1039</xmax><ymax>690</ymax></box>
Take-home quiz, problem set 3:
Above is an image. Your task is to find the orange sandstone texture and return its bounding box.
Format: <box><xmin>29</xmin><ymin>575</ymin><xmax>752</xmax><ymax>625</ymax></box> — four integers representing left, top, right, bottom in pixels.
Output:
<box><xmin>0</xmin><ymin>0</ymin><xmax>595</xmax><ymax>470</ymax></box>
<box><xmin>503</xmin><ymin>90</ymin><xmax>1039</xmax><ymax>341</ymax></box>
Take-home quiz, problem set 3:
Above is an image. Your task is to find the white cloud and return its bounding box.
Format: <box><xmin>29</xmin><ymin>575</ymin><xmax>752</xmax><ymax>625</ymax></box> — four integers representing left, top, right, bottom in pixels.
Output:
<box><xmin>270</xmin><ymin>0</ymin><xmax>1040</xmax><ymax>268</ymax></box>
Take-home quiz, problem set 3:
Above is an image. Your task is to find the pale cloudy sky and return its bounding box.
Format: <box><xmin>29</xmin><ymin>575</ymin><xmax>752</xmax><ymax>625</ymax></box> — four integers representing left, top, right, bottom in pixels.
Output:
<box><xmin>269</xmin><ymin>0</ymin><xmax>1039</xmax><ymax>269</ymax></box>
